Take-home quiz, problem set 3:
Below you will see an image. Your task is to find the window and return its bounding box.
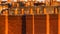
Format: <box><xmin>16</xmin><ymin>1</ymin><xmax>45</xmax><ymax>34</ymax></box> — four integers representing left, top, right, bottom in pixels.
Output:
<box><xmin>36</xmin><ymin>0</ymin><xmax>45</xmax><ymax>2</ymax></box>
<box><xmin>2</xmin><ymin>0</ymin><xmax>7</xmax><ymax>1</ymax></box>
<box><xmin>14</xmin><ymin>0</ymin><xmax>17</xmax><ymax>2</ymax></box>
<box><xmin>25</xmin><ymin>0</ymin><xmax>27</xmax><ymax>1</ymax></box>
<box><xmin>10</xmin><ymin>0</ymin><xmax>17</xmax><ymax>2</ymax></box>
<box><xmin>57</xmin><ymin>0</ymin><xmax>60</xmax><ymax>1</ymax></box>
<box><xmin>46</xmin><ymin>7</ymin><xmax>54</xmax><ymax>14</ymax></box>
<box><xmin>57</xmin><ymin>7</ymin><xmax>60</xmax><ymax>14</ymax></box>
